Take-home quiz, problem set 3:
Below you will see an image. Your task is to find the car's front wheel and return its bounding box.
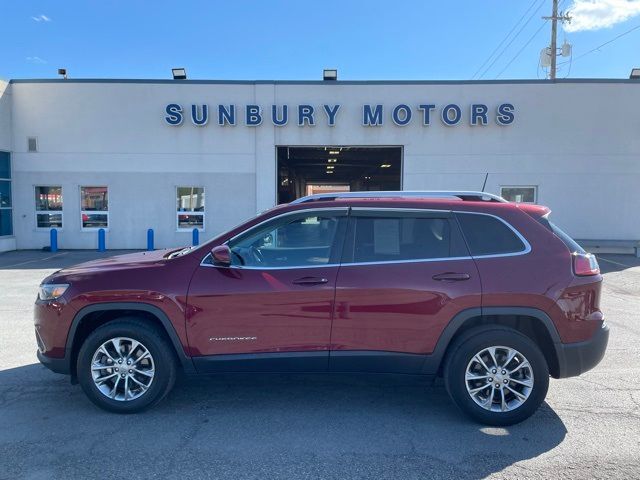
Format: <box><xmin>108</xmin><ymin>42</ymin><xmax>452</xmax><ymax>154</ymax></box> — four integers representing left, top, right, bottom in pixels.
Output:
<box><xmin>76</xmin><ymin>318</ymin><xmax>177</xmax><ymax>413</ymax></box>
<box><xmin>444</xmin><ymin>326</ymin><xmax>549</xmax><ymax>426</ymax></box>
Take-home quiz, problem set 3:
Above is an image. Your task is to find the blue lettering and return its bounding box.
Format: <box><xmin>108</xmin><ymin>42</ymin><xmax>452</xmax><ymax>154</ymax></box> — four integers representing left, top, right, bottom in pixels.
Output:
<box><xmin>392</xmin><ymin>104</ymin><xmax>412</xmax><ymax>126</ymax></box>
<box><xmin>218</xmin><ymin>105</ymin><xmax>236</xmax><ymax>125</ymax></box>
<box><xmin>246</xmin><ymin>105</ymin><xmax>262</xmax><ymax>126</ymax></box>
<box><xmin>323</xmin><ymin>104</ymin><xmax>341</xmax><ymax>126</ymax></box>
<box><xmin>418</xmin><ymin>104</ymin><xmax>436</xmax><ymax>125</ymax></box>
<box><xmin>298</xmin><ymin>105</ymin><xmax>315</xmax><ymax>126</ymax></box>
<box><xmin>363</xmin><ymin>104</ymin><xmax>383</xmax><ymax>126</ymax></box>
<box><xmin>165</xmin><ymin>104</ymin><xmax>183</xmax><ymax>125</ymax></box>
<box><xmin>272</xmin><ymin>105</ymin><xmax>288</xmax><ymax>126</ymax></box>
<box><xmin>441</xmin><ymin>104</ymin><xmax>462</xmax><ymax>126</ymax></box>
<box><xmin>497</xmin><ymin>103</ymin><xmax>515</xmax><ymax>125</ymax></box>
<box><xmin>470</xmin><ymin>104</ymin><xmax>488</xmax><ymax>126</ymax></box>
<box><xmin>191</xmin><ymin>104</ymin><xmax>208</xmax><ymax>126</ymax></box>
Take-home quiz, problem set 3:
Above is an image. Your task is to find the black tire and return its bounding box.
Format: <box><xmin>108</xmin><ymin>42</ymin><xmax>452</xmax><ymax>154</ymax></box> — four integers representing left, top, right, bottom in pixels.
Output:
<box><xmin>444</xmin><ymin>326</ymin><xmax>549</xmax><ymax>426</ymax></box>
<box><xmin>76</xmin><ymin>317</ymin><xmax>177</xmax><ymax>413</ymax></box>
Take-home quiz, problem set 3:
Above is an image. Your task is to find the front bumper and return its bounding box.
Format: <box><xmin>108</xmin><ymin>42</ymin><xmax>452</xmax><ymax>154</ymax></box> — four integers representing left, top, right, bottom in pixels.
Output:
<box><xmin>556</xmin><ymin>322</ymin><xmax>609</xmax><ymax>378</ymax></box>
<box><xmin>37</xmin><ymin>350</ymin><xmax>71</xmax><ymax>375</ymax></box>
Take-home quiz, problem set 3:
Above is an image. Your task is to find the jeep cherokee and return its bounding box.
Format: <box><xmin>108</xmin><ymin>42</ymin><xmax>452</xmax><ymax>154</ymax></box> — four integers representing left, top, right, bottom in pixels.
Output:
<box><xmin>34</xmin><ymin>191</ymin><xmax>608</xmax><ymax>425</ymax></box>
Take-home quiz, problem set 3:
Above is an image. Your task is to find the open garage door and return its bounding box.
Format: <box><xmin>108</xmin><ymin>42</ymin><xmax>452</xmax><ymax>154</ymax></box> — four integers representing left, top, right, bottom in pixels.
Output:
<box><xmin>277</xmin><ymin>146</ymin><xmax>402</xmax><ymax>204</ymax></box>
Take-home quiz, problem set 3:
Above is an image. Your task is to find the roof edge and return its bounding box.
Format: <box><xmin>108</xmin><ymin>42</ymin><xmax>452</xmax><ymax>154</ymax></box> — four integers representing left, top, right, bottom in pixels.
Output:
<box><xmin>7</xmin><ymin>78</ymin><xmax>640</xmax><ymax>86</ymax></box>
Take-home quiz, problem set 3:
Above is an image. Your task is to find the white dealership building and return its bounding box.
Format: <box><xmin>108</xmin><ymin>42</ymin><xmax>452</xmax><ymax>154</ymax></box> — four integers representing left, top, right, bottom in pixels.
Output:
<box><xmin>0</xmin><ymin>77</ymin><xmax>638</xmax><ymax>252</ymax></box>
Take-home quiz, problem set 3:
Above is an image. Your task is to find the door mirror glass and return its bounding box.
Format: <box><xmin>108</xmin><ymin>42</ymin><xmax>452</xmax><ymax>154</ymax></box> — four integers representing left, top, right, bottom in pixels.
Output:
<box><xmin>211</xmin><ymin>245</ymin><xmax>231</xmax><ymax>266</ymax></box>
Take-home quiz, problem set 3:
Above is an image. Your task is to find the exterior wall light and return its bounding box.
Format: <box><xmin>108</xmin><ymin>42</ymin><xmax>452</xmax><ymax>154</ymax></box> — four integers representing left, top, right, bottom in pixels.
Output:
<box><xmin>172</xmin><ymin>68</ymin><xmax>187</xmax><ymax>80</ymax></box>
<box><xmin>323</xmin><ymin>69</ymin><xmax>338</xmax><ymax>81</ymax></box>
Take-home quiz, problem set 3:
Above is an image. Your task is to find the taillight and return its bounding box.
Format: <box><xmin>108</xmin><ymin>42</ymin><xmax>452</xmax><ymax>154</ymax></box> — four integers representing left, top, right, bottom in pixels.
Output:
<box><xmin>573</xmin><ymin>252</ymin><xmax>600</xmax><ymax>276</ymax></box>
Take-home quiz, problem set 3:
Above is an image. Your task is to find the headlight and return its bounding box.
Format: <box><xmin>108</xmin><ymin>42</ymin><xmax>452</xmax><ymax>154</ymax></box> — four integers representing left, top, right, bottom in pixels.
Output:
<box><xmin>38</xmin><ymin>284</ymin><xmax>69</xmax><ymax>301</ymax></box>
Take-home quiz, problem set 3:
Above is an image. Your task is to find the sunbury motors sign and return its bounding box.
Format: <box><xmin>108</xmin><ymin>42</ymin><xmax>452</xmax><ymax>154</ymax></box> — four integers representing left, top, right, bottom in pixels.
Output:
<box><xmin>164</xmin><ymin>102</ymin><xmax>515</xmax><ymax>127</ymax></box>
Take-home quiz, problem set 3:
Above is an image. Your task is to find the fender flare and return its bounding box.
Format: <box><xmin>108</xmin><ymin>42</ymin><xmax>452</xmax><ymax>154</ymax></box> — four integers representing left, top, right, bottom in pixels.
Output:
<box><xmin>421</xmin><ymin>306</ymin><xmax>562</xmax><ymax>375</ymax></box>
<box><xmin>67</xmin><ymin>302</ymin><xmax>196</xmax><ymax>374</ymax></box>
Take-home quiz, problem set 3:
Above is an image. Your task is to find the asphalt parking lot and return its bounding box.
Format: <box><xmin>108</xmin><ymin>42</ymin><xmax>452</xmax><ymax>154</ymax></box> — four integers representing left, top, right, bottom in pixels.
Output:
<box><xmin>1</xmin><ymin>250</ymin><xmax>639</xmax><ymax>479</ymax></box>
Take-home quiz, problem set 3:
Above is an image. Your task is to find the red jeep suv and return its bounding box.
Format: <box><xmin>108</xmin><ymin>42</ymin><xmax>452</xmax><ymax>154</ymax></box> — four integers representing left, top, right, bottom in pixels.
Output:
<box><xmin>35</xmin><ymin>191</ymin><xmax>608</xmax><ymax>425</ymax></box>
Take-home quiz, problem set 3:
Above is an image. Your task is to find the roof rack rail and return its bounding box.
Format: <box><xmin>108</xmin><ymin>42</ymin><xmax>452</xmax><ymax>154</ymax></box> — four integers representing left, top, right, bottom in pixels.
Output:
<box><xmin>290</xmin><ymin>190</ymin><xmax>507</xmax><ymax>204</ymax></box>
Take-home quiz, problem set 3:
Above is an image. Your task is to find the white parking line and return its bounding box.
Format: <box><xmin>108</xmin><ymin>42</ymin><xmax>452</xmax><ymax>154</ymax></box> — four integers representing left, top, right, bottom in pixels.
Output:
<box><xmin>0</xmin><ymin>252</ymin><xmax>69</xmax><ymax>269</ymax></box>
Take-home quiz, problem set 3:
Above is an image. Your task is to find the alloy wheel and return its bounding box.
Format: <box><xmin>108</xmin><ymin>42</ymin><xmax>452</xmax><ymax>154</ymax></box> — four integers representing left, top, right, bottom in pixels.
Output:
<box><xmin>465</xmin><ymin>345</ymin><xmax>534</xmax><ymax>412</ymax></box>
<box><xmin>90</xmin><ymin>337</ymin><xmax>155</xmax><ymax>401</ymax></box>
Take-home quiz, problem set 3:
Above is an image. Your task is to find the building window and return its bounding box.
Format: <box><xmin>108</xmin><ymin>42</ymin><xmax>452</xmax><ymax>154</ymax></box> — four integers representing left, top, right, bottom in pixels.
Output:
<box><xmin>35</xmin><ymin>186</ymin><xmax>63</xmax><ymax>228</ymax></box>
<box><xmin>500</xmin><ymin>186</ymin><xmax>537</xmax><ymax>204</ymax></box>
<box><xmin>0</xmin><ymin>152</ymin><xmax>12</xmax><ymax>237</ymax></box>
<box><xmin>176</xmin><ymin>187</ymin><xmax>205</xmax><ymax>230</ymax></box>
<box><xmin>80</xmin><ymin>186</ymin><xmax>109</xmax><ymax>229</ymax></box>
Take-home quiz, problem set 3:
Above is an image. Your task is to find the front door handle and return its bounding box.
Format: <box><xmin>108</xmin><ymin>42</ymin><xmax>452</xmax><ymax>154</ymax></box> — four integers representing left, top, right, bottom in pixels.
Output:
<box><xmin>292</xmin><ymin>276</ymin><xmax>329</xmax><ymax>286</ymax></box>
<box><xmin>432</xmin><ymin>272</ymin><xmax>471</xmax><ymax>282</ymax></box>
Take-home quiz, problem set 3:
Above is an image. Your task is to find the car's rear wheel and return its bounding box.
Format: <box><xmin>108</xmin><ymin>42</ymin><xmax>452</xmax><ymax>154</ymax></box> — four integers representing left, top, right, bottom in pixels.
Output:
<box><xmin>444</xmin><ymin>326</ymin><xmax>549</xmax><ymax>426</ymax></box>
<box><xmin>77</xmin><ymin>318</ymin><xmax>176</xmax><ymax>413</ymax></box>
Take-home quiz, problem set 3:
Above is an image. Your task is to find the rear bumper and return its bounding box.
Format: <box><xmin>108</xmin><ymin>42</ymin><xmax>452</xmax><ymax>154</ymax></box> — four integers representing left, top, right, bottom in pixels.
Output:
<box><xmin>555</xmin><ymin>322</ymin><xmax>609</xmax><ymax>378</ymax></box>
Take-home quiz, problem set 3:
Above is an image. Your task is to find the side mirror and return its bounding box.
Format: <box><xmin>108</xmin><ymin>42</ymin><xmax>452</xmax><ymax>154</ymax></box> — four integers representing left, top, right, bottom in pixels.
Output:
<box><xmin>211</xmin><ymin>245</ymin><xmax>231</xmax><ymax>267</ymax></box>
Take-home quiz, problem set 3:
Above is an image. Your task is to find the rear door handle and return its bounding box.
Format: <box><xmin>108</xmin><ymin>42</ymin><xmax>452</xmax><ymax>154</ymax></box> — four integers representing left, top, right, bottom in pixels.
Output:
<box><xmin>432</xmin><ymin>272</ymin><xmax>471</xmax><ymax>282</ymax></box>
<box><xmin>292</xmin><ymin>276</ymin><xmax>329</xmax><ymax>286</ymax></box>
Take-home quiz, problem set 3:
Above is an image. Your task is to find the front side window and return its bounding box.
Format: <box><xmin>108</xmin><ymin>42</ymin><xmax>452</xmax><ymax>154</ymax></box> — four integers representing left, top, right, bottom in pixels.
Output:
<box><xmin>228</xmin><ymin>212</ymin><xmax>344</xmax><ymax>268</ymax></box>
<box><xmin>501</xmin><ymin>186</ymin><xmax>537</xmax><ymax>203</ymax></box>
<box><xmin>456</xmin><ymin>212</ymin><xmax>526</xmax><ymax>256</ymax></box>
<box><xmin>81</xmin><ymin>186</ymin><xmax>109</xmax><ymax>229</ymax></box>
<box><xmin>0</xmin><ymin>152</ymin><xmax>12</xmax><ymax>236</ymax></box>
<box><xmin>177</xmin><ymin>187</ymin><xmax>205</xmax><ymax>230</ymax></box>
<box><xmin>351</xmin><ymin>216</ymin><xmax>452</xmax><ymax>263</ymax></box>
<box><xmin>35</xmin><ymin>186</ymin><xmax>63</xmax><ymax>228</ymax></box>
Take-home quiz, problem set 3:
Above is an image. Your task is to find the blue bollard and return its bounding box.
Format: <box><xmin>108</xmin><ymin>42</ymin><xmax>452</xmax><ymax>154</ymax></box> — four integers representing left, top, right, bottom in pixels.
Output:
<box><xmin>50</xmin><ymin>228</ymin><xmax>58</xmax><ymax>253</ymax></box>
<box><xmin>147</xmin><ymin>228</ymin><xmax>154</xmax><ymax>251</ymax></box>
<box><xmin>192</xmin><ymin>228</ymin><xmax>199</xmax><ymax>246</ymax></box>
<box><xmin>98</xmin><ymin>228</ymin><xmax>106</xmax><ymax>252</ymax></box>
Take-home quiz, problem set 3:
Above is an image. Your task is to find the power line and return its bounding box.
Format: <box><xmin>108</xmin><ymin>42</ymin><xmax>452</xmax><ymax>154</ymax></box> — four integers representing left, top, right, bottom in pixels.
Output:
<box><xmin>471</xmin><ymin>0</ymin><xmax>540</xmax><ymax>79</ymax></box>
<box><xmin>492</xmin><ymin>0</ymin><xmax>569</xmax><ymax>79</ymax></box>
<box><xmin>478</xmin><ymin>0</ymin><xmax>545</xmax><ymax>78</ymax></box>
<box><xmin>495</xmin><ymin>18</ymin><xmax>550</xmax><ymax>78</ymax></box>
<box><xmin>558</xmin><ymin>23</ymin><xmax>640</xmax><ymax>66</ymax></box>
<box><xmin>477</xmin><ymin>0</ymin><xmax>547</xmax><ymax>79</ymax></box>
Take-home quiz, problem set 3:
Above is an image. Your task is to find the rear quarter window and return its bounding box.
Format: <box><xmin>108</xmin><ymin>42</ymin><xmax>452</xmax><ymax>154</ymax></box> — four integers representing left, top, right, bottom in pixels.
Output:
<box><xmin>456</xmin><ymin>212</ymin><xmax>527</xmax><ymax>256</ymax></box>
<box><xmin>537</xmin><ymin>216</ymin><xmax>585</xmax><ymax>254</ymax></box>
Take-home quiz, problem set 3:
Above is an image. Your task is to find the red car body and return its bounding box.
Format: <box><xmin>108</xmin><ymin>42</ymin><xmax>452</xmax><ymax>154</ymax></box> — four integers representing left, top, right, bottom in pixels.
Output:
<box><xmin>35</xmin><ymin>197</ymin><xmax>608</xmax><ymax>381</ymax></box>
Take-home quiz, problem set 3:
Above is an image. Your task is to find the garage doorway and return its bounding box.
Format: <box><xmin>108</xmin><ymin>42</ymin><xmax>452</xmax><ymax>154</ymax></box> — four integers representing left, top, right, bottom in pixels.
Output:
<box><xmin>276</xmin><ymin>146</ymin><xmax>402</xmax><ymax>204</ymax></box>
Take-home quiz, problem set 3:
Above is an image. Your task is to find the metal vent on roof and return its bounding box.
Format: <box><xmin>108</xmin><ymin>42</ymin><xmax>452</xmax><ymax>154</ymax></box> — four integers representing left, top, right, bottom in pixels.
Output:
<box><xmin>27</xmin><ymin>137</ymin><xmax>38</xmax><ymax>152</ymax></box>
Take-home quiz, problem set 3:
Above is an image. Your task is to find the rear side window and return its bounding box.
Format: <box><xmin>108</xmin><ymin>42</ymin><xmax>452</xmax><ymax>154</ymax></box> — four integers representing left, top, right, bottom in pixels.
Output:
<box><xmin>456</xmin><ymin>213</ymin><xmax>526</xmax><ymax>256</ymax></box>
<box><xmin>352</xmin><ymin>216</ymin><xmax>452</xmax><ymax>262</ymax></box>
<box><xmin>537</xmin><ymin>216</ymin><xmax>585</xmax><ymax>254</ymax></box>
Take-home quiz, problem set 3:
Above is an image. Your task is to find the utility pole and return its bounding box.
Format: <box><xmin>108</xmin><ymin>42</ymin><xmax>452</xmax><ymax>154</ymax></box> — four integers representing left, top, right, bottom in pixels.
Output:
<box><xmin>543</xmin><ymin>0</ymin><xmax>571</xmax><ymax>80</ymax></box>
<box><xmin>550</xmin><ymin>0</ymin><xmax>559</xmax><ymax>79</ymax></box>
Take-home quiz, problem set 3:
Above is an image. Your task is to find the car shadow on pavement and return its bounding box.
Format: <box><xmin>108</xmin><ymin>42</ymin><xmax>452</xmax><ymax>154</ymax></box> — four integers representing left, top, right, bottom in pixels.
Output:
<box><xmin>1</xmin><ymin>363</ymin><xmax>567</xmax><ymax>479</ymax></box>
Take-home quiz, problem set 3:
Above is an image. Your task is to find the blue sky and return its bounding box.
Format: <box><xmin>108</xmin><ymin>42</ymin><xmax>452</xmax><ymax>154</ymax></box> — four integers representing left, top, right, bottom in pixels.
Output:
<box><xmin>2</xmin><ymin>0</ymin><xmax>639</xmax><ymax>81</ymax></box>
